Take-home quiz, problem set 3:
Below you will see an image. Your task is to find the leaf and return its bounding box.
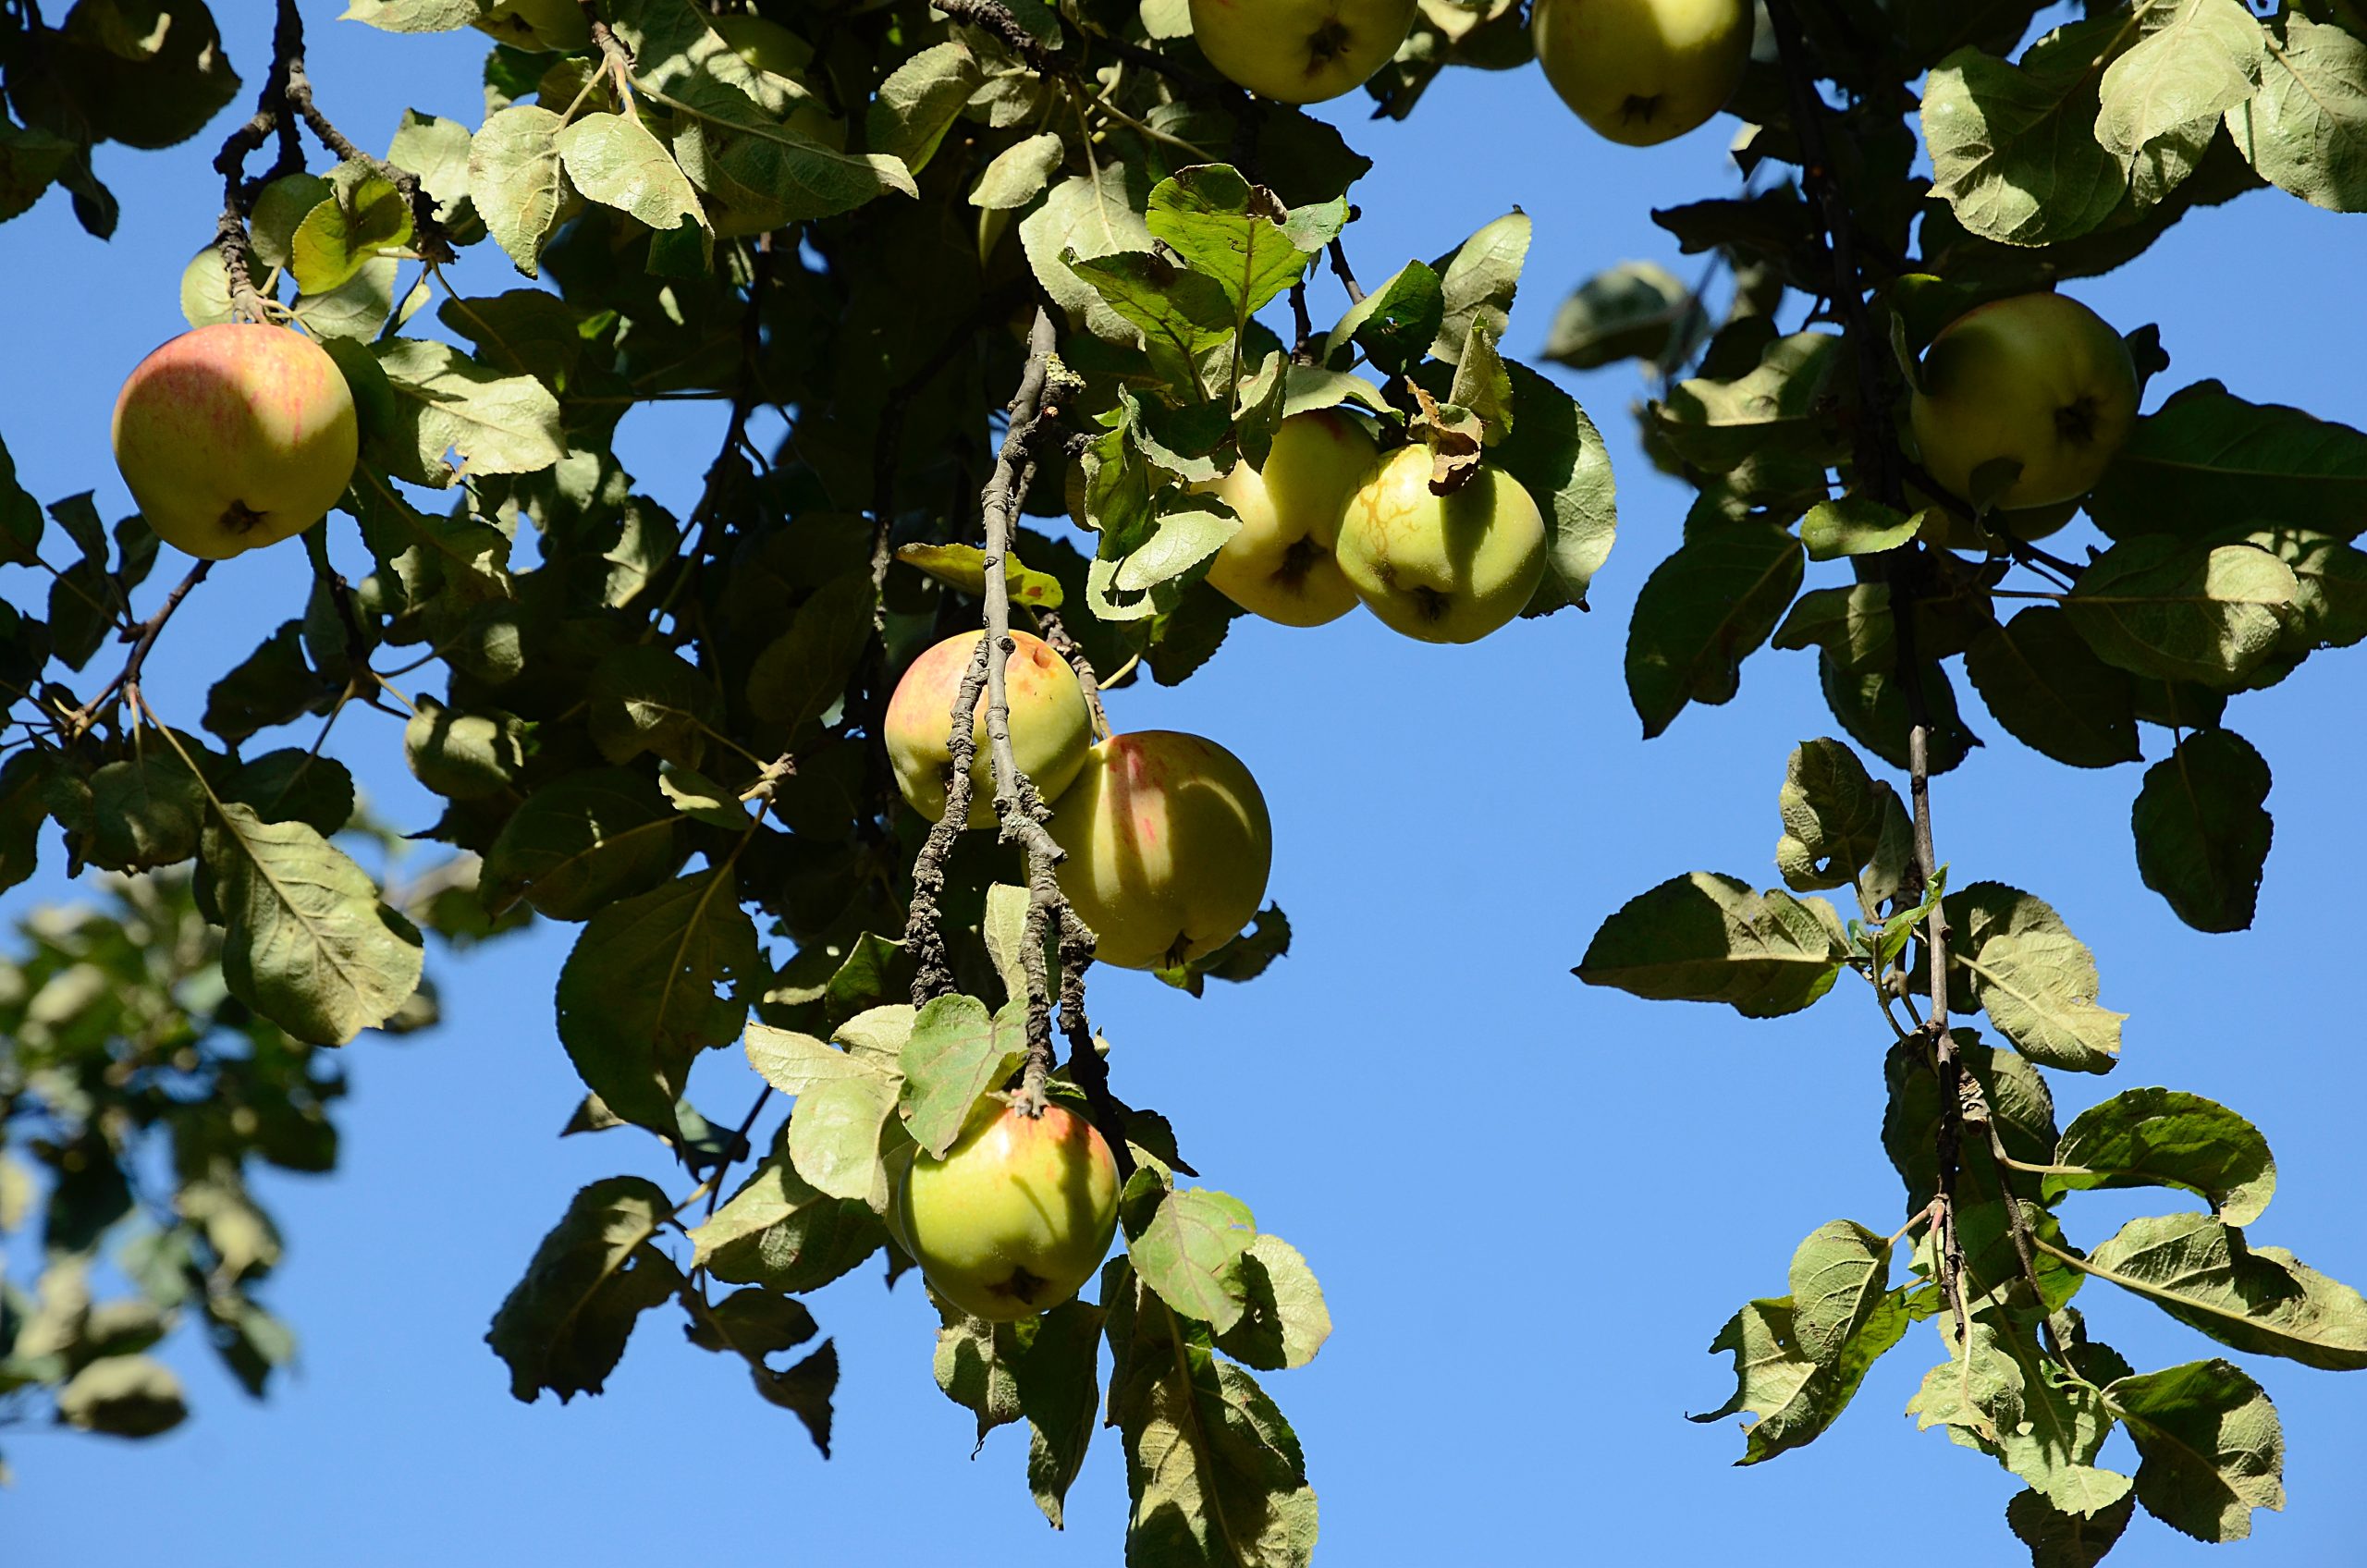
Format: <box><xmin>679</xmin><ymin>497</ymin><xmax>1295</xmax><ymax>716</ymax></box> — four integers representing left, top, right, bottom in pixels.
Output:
<box><xmin>485</xmin><ymin>1176</ymin><xmax>681</xmax><ymax>1403</ymax></box>
<box><xmin>744</xmin><ymin>1023</ymin><xmax>891</xmax><ymax>1097</ymax></box>
<box><xmin>1211</xmin><ymin>1234</ymin><xmax>1331</xmax><ymax>1372</ymax></box>
<box><xmin>467</xmin><ymin>104</ymin><xmax>569</xmax><ymax>276</ymax></box>
<box><xmin>1772</xmin><ymin>736</ymin><xmax>1908</xmax><ymax>897</ymax></box>
<box><xmin>1623</xmin><ymin>522</ymin><xmax>1803</xmax><ymax>739</ymax></box>
<box><xmin>1541</xmin><ymin>259</ymin><xmax>1696</xmax><ymax>371</ymax></box>
<box><xmin>56</xmin><ymin>1354</ymin><xmax>187</xmax><ymax>1437</ymax></box>
<box><xmin>896</xmin><ymin>994</ymin><xmax>1026</xmax><ymax>1158</ymax></box>
<box><xmin>66</xmin><ymin>747</ymin><xmax>208</xmax><ymax>872</ymax></box>
<box><xmin>970</xmin><ymin>130</ymin><xmax>1064</xmax><ymax>210</ymax></box>
<box><xmin>2095</xmin><ymin>0</ymin><xmax>2265</xmax><ymax>168</ymax></box>
<box><xmin>2006</xmin><ymin>1488</ymin><xmax>2136</xmax><ymax>1568</ymax></box>
<box><xmin>1789</xmin><ymin>1221</ymin><xmax>1893</xmax><ymax>1368</ymax></box>
<box><xmin>403</xmin><ymin>698</ymin><xmax>528</xmax><ymax>801</ymax></box>
<box><xmin>2086</xmin><ymin>380</ymin><xmax>2367</xmax><ymax>541</ymax></box>
<box><xmin>1964</xmin><ymin>606</ymin><xmax>2141</xmax><ymax>769</ymax></box>
<box><xmin>553</xmin><ymin>870</ymin><xmax>760</xmax><ymax>1136</ymax></box>
<box><xmin>745</xmin><ymin>570</ymin><xmax>876</xmax><ymax>733</ymax></box>
<box><xmin>787</xmin><ymin>1075</ymin><xmax>895</xmax><ymax>1205</ymax></box>
<box><xmin>2079</xmin><ymin>1212</ymin><xmax>2367</xmax><ymax>1370</ymax></box>
<box><xmin>1576</xmin><ymin>873</ymin><xmax>1846</xmax><ymax>1019</ymax></box>
<box><xmin>2226</xmin><ymin>16</ymin><xmax>2367</xmax><ymax>212</ymax></box>
<box><xmin>554</xmin><ymin>109</ymin><xmax>705</xmax><ymax>233</ymax></box>
<box><xmin>1922</xmin><ymin>22</ymin><xmax>2131</xmax><ymax>247</ymax></box>
<box><xmin>932</xmin><ymin>1299</ymin><xmax>1026</xmax><ymax>1439</ymax></box>
<box><xmin>2064</xmin><ymin>537</ymin><xmax>2297</xmax><ymax>686</ymax></box>
<box><xmin>1017</xmin><ymin>1298</ymin><xmax>1104</xmax><ymax>1528</ymax></box>
<box><xmin>1065</xmin><ymin>250</ymin><xmax>1235</xmax><ymax>386</ymax></box>
<box><xmin>2247</xmin><ymin>526</ymin><xmax>2367</xmax><ymax>651</ymax></box>
<box><xmin>2132</xmin><ymin>729</ymin><xmax>2272</xmax><ymax>934</ymax></box>
<box><xmin>587</xmin><ymin>644</ymin><xmax>721</xmax><ymax>769</ymax></box>
<box><xmin>1885</xmin><ymin>1030</ymin><xmax>2061</xmax><ymax>1215</ymax></box>
<box><xmin>1907</xmin><ymin>1319</ymin><xmax>2129</xmax><ymax>1517</ymax></box>
<box><xmin>1690</xmin><ymin>1292</ymin><xmax>1911</xmax><ymax>1463</ymax></box>
<box><xmin>1817</xmin><ymin>650</ymin><xmax>1982</xmax><ymax>778</ymax></box>
<box><xmin>2106</xmin><ymin>1359</ymin><xmax>2285</xmax><ymax>1542</ymax></box>
<box><xmin>1147</xmin><ymin>165</ymin><xmax>1334</xmax><ymax>328</ymax></box>
<box><xmin>1649</xmin><ymin>333</ymin><xmax>1848</xmax><ymax>503</ymax></box>
<box><xmin>1493</xmin><ymin>361</ymin><xmax>1619</xmax><ymax>610</ymax></box>
<box><xmin>1323</xmin><ymin>259</ymin><xmax>1445</xmax><ymax>377</ymax></box>
<box><xmin>2049</xmin><ymin>1088</ymin><xmax>2276</xmax><ymax>1225</ymax></box>
<box><xmin>374</xmin><ymin>337</ymin><xmax>566</xmax><ymax>485</ymax></box>
<box><xmin>689</xmin><ymin>1154</ymin><xmax>883</xmax><ymax>1294</ymax></box>
<box><xmin>1429</xmin><ymin>210</ymin><xmax>1530</xmax><ymax>365</ymax></box>
<box><xmin>202</xmin><ymin>803</ymin><xmax>424</xmax><ymax>1046</ymax></box>
<box><xmin>1800</xmin><ymin>496</ymin><xmax>1922</xmax><ymax>561</ymax></box>
<box><xmin>1021</xmin><ymin>164</ymin><xmax>1154</xmax><ymax>343</ymax></box>
<box><xmin>1125</xmin><ymin>1182</ymin><xmax>1257</xmax><ymax>1333</ymax></box>
<box><xmin>864</xmin><ymin>40</ymin><xmax>979</xmax><ymax>174</ymax></box>
<box><xmin>289</xmin><ymin>164</ymin><xmax>414</xmax><ymax>295</ymax></box>
<box><xmin>1944</xmin><ymin>882</ymin><xmax>2126</xmax><ymax>1074</ymax></box>
<box><xmin>982</xmin><ymin>882</ymin><xmax>1034</xmax><ymax>1009</ymax></box>
<box><xmin>482</xmin><ymin>768</ymin><xmax>683</xmax><ymax>921</ymax></box>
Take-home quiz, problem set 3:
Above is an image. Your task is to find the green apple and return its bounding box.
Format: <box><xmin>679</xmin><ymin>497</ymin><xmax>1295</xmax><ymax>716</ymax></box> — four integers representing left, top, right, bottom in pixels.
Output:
<box><xmin>1051</xmin><ymin>731</ymin><xmax>1273</xmax><ymax>972</ymax></box>
<box><xmin>884</xmin><ymin>630</ymin><xmax>1093</xmax><ymax>827</ymax></box>
<box><xmin>1336</xmin><ymin>446</ymin><xmax>1549</xmax><ymax>644</ymax></box>
<box><xmin>1910</xmin><ymin>292</ymin><xmax>2140</xmax><ymax>512</ymax></box>
<box><xmin>896</xmin><ymin>1097</ymin><xmax>1119</xmax><ymax>1322</ymax></box>
<box><xmin>111</xmin><ymin>325</ymin><xmax>359</xmax><ymax>561</ymax></box>
<box><xmin>1532</xmin><ymin>0</ymin><xmax>1754</xmax><ymax>147</ymax></box>
<box><xmin>472</xmin><ymin>0</ymin><xmax>592</xmax><ymax>53</ymax></box>
<box><xmin>1202</xmin><ymin>410</ymin><xmax>1378</xmax><ymax>628</ymax></box>
<box><xmin>1187</xmin><ymin>0</ymin><xmax>1421</xmax><ymax>104</ymax></box>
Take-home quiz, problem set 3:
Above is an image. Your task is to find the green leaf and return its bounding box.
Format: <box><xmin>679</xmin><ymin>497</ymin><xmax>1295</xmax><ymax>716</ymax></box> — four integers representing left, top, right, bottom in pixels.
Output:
<box><xmin>1923</xmin><ymin>22</ymin><xmax>2132</xmax><ymax>247</ymax></box>
<box><xmin>1944</xmin><ymin>882</ymin><xmax>2126</xmax><ymax>1073</ymax></box>
<box><xmin>554</xmin><ymin>109</ymin><xmax>705</xmax><ymax>233</ymax></box>
<box><xmin>2006</xmin><ymin>1488</ymin><xmax>2136</xmax><ymax>1568</ymax></box>
<box><xmin>0</xmin><ymin>752</ymin><xmax>48</xmax><ymax>896</ymax></box>
<box><xmin>1800</xmin><ymin>496</ymin><xmax>1922</xmax><ymax>561</ymax></box>
<box><xmin>688</xmin><ymin>1153</ymin><xmax>883</xmax><ymax>1294</ymax></box>
<box><xmin>1448</xmin><ymin>318</ymin><xmax>1515</xmax><ymax>446</ymax></box>
<box><xmin>61</xmin><ymin>747</ymin><xmax>207</xmax><ymax>872</ymax></box>
<box><xmin>2087</xmin><ymin>380</ymin><xmax>2367</xmax><ymax>541</ymax></box>
<box><xmin>1492</xmin><ymin>361</ymin><xmax>1618</xmax><ymax>611</ymax></box>
<box><xmin>1773</xmin><ymin>736</ymin><xmax>1908</xmax><ymax>898</ymax></box>
<box><xmin>1690</xmin><ymin>1292</ymin><xmax>1911</xmax><ymax>1463</ymax></box>
<box><xmin>2132</xmin><ymin>729</ymin><xmax>2272</xmax><ymax>934</ymax></box>
<box><xmin>56</xmin><ymin>1354</ymin><xmax>187</xmax><ymax>1437</ymax></box>
<box><xmin>1885</xmin><ymin>1030</ymin><xmax>2061</xmax><ymax>1215</ymax></box>
<box><xmin>439</xmin><ymin>289</ymin><xmax>583</xmax><ymax>388</ymax></box>
<box><xmin>553</xmin><ymin>870</ymin><xmax>759</xmax><ymax>1136</ymax></box>
<box><xmin>657</xmin><ymin>761</ymin><xmax>750</xmax><ymax>830</ymax></box>
<box><xmin>1210</xmin><ymin>1234</ymin><xmax>1331</xmax><ymax>1373</ymax></box>
<box><xmin>1789</xmin><ymin>1220</ymin><xmax>1893</xmax><ymax>1368</ymax></box>
<box><xmin>1022</xmin><ymin>164</ymin><xmax>1154</xmax><ymax>344</ymax></box>
<box><xmin>1065</xmin><ymin>250</ymin><xmax>1236</xmax><ymax>386</ymax></box>
<box><xmin>373</xmin><ymin>337</ymin><xmax>566</xmax><ymax>486</ymax></box>
<box><xmin>1323</xmin><ymin>259</ymin><xmax>1444</xmax><ymax>377</ymax></box>
<box><xmin>1817</xmin><ymin>650</ymin><xmax>1981</xmax><ymax>778</ymax></box>
<box><xmin>932</xmin><ymin>1297</ymin><xmax>1026</xmax><ymax>1439</ymax></box>
<box><xmin>2064</xmin><ymin>537</ymin><xmax>2297</xmax><ymax>686</ymax></box>
<box><xmin>744</xmin><ymin>1023</ymin><xmax>894</xmax><ymax>1097</ymax></box>
<box><xmin>1963</xmin><ymin>606</ymin><xmax>2140</xmax><ymax>769</ymax></box>
<box><xmin>1624</xmin><ymin>522</ymin><xmax>1803</xmax><ymax>739</ymax></box>
<box><xmin>982</xmin><ymin>882</ymin><xmax>1034</xmax><ymax>1010</ymax></box>
<box><xmin>745</xmin><ymin>570</ymin><xmax>876</xmax><ymax>733</ymax></box>
<box><xmin>1430</xmin><ymin>210</ymin><xmax>1530</xmax><ymax>365</ymax></box>
<box><xmin>2226</xmin><ymin>16</ymin><xmax>2367</xmax><ymax>212</ymax></box>
<box><xmin>2094</xmin><ymin>0</ymin><xmax>2265</xmax><ymax>172</ymax></box>
<box><xmin>289</xmin><ymin>163</ymin><xmax>414</xmax><ymax>296</ymax></box>
<box><xmin>1907</xmin><ymin>1319</ymin><xmax>2130</xmax><ymax>1517</ymax></box>
<box><xmin>403</xmin><ymin>697</ymin><xmax>528</xmax><ymax>801</ymax></box>
<box><xmin>970</xmin><ymin>130</ymin><xmax>1064</xmax><ymax>209</ymax></box>
<box><xmin>2049</xmin><ymin>1088</ymin><xmax>2275</xmax><ymax>1226</ymax></box>
<box><xmin>864</xmin><ymin>40</ymin><xmax>979</xmax><ymax>174</ymax></box>
<box><xmin>1576</xmin><ymin>872</ymin><xmax>1846</xmax><ymax>1019</ymax></box>
<box><xmin>787</xmin><ymin>1075</ymin><xmax>896</xmax><ymax>1206</ymax></box>
<box><xmin>1542</xmin><ymin>259</ymin><xmax>1697</xmax><ymax>371</ymax></box>
<box><xmin>2079</xmin><ymin>1212</ymin><xmax>2367</xmax><ymax>1370</ymax></box>
<box><xmin>1017</xmin><ymin>1297</ymin><xmax>1104</xmax><ymax>1528</ymax></box>
<box><xmin>2245</xmin><ymin>526</ymin><xmax>2367</xmax><ymax>651</ymax></box>
<box><xmin>1650</xmin><ymin>333</ymin><xmax>1848</xmax><ymax>503</ymax></box>
<box><xmin>482</xmin><ymin>768</ymin><xmax>683</xmax><ymax>921</ymax></box>
<box><xmin>1146</xmin><ymin>165</ymin><xmax>1335</xmax><ymax>328</ymax></box>
<box><xmin>466</xmin><ymin>104</ymin><xmax>569</xmax><ymax>276</ymax></box>
<box><xmin>1124</xmin><ymin>1182</ymin><xmax>1257</xmax><ymax>1333</ymax></box>
<box><xmin>202</xmin><ymin>802</ymin><xmax>424</xmax><ymax>1046</ymax></box>
<box><xmin>896</xmin><ymin>994</ymin><xmax>1026</xmax><ymax>1158</ymax></box>
<box><xmin>0</xmin><ymin>124</ymin><xmax>72</xmax><ymax>224</ymax></box>
<box><xmin>587</xmin><ymin>643</ymin><xmax>722</xmax><ymax>769</ymax></box>
<box><xmin>2105</xmin><ymin>1359</ymin><xmax>2285</xmax><ymax>1542</ymax></box>
<box><xmin>344</xmin><ymin>0</ymin><xmax>487</xmax><ymax>30</ymax></box>
<box><xmin>485</xmin><ymin>1176</ymin><xmax>681</xmax><ymax>1403</ymax></box>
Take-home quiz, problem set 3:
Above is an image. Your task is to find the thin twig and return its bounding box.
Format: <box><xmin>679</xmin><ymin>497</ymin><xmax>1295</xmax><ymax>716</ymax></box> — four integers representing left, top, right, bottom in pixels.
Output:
<box><xmin>1327</xmin><ymin>238</ymin><xmax>1366</xmax><ymax>304</ymax></box>
<box><xmin>1031</xmin><ymin>606</ymin><xmax>1111</xmax><ymax>741</ymax></box>
<box><xmin>74</xmin><ymin>559</ymin><xmax>212</xmax><ymax>734</ymax></box>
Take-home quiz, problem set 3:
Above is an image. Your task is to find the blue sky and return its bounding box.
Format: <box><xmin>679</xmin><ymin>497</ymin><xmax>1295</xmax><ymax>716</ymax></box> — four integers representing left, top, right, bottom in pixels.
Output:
<box><xmin>5</xmin><ymin>7</ymin><xmax>2364</xmax><ymax>1564</ymax></box>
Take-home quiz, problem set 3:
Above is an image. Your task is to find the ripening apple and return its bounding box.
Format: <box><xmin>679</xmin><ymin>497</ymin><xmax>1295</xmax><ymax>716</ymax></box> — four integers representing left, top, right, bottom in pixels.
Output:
<box><xmin>895</xmin><ymin>1097</ymin><xmax>1119</xmax><ymax>1322</ymax></box>
<box><xmin>1201</xmin><ymin>410</ymin><xmax>1378</xmax><ymax>627</ymax></box>
<box><xmin>111</xmin><ymin>325</ymin><xmax>360</xmax><ymax>562</ymax></box>
<box><xmin>1050</xmin><ymin>731</ymin><xmax>1273</xmax><ymax>972</ymax></box>
<box><xmin>1336</xmin><ymin>447</ymin><xmax>1549</xmax><ymax>644</ymax></box>
<box><xmin>1909</xmin><ymin>292</ymin><xmax>2140</xmax><ymax>512</ymax></box>
<box><xmin>884</xmin><ymin>630</ymin><xmax>1093</xmax><ymax>827</ymax></box>
<box><xmin>1532</xmin><ymin>0</ymin><xmax>1754</xmax><ymax>147</ymax></box>
<box><xmin>1187</xmin><ymin>0</ymin><xmax>1421</xmax><ymax>104</ymax></box>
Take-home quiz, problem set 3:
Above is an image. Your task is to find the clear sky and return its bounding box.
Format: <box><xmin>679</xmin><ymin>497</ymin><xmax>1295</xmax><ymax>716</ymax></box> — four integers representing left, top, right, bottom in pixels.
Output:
<box><xmin>5</xmin><ymin>6</ymin><xmax>2364</xmax><ymax>1564</ymax></box>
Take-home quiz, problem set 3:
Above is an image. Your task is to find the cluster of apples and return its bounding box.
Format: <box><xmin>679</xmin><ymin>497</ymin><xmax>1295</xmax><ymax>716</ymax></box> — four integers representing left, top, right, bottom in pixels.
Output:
<box><xmin>1188</xmin><ymin>0</ymin><xmax>1756</xmax><ymax>147</ymax></box>
<box><xmin>1208</xmin><ymin>409</ymin><xmax>1549</xmax><ymax>643</ymax></box>
<box><xmin>111</xmin><ymin>323</ymin><xmax>360</xmax><ymax>561</ymax></box>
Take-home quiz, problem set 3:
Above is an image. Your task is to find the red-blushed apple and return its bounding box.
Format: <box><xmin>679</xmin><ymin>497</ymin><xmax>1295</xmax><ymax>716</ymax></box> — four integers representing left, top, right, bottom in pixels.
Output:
<box><xmin>111</xmin><ymin>324</ymin><xmax>360</xmax><ymax>562</ymax></box>
<box><xmin>896</xmin><ymin>1097</ymin><xmax>1119</xmax><ymax>1322</ymax></box>
<box><xmin>1188</xmin><ymin>0</ymin><xmax>1421</xmax><ymax>104</ymax></box>
<box><xmin>1202</xmin><ymin>409</ymin><xmax>1378</xmax><ymax>627</ymax></box>
<box><xmin>1336</xmin><ymin>446</ymin><xmax>1549</xmax><ymax>644</ymax></box>
<box><xmin>1533</xmin><ymin>0</ymin><xmax>1754</xmax><ymax>147</ymax></box>
<box><xmin>1050</xmin><ymin>730</ymin><xmax>1273</xmax><ymax>972</ymax></box>
<box><xmin>884</xmin><ymin>630</ymin><xmax>1093</xmax><ymax>827</ymax></box>
<box><xmin>1910</xmin><ymin>292</ymin><xmax>2140</xmax><ymax>511</ymax></box>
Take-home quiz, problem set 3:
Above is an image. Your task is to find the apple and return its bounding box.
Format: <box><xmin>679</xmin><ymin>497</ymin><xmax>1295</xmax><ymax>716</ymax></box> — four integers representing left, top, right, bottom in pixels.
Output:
<box><xmin>1910</xmin><ymin>291</ymin><xmax>2140</xmax><ymax>511</ymax></box>
<box><xmin>1050</xmin><ymin>731</ymin><xmax>1273</xmax><ymax>972</ymax></box>
<box><xmin>709</xmin><ymin>12</ymin><xmax>846</xmax><ymax>148</ymax></box>
<box><xmin>1202</xmin><ymin>410</ymin><xmax>1378</xmax><ymax>628</ymax></box>
<box><xmin>895</xmin><ymin>1097</ymin><xmax>1119</xmax><ymax>1322</ymax></box>
<box><xmin>111</xmin><ymin>325</ymin><xmax>359</xmax><ymax>562</ymax></box>
<box><xmin>472</xmin><ymin>0</ymin><xmax>592</xmax><ymax>53</ymax></box>
<box><xmin>884</xmin><ymin>629</ymin><xmax>1093</xmax><ymax>827</ymax></box>
<box><xmin>1335</xmin><ymin>446</ymin><xmax>1549</xmax><ymax>643</ymax></box>
<box><xmin>1188</xmin><ymin>0</ymin><xmax>1421</xmax><ymax>104</ymax></box>
<box><xmin>1532</xmin><ymin>0</ymin><xmax>1754</xmax><ymax>147</ymax></box>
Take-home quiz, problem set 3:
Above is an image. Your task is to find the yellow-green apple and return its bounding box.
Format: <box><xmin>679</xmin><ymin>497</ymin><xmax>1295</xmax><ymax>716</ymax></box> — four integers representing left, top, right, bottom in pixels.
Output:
<box><xmin>1050</xmin><ymin>730</ymin><xmax>1273</xmax><ymax>972</ymax></box>
<box><xmin>895</xmin><ymin>1097</ymin><xmax>1119</xmax><ymax>1321</ymax></box>
<box><xmin>1910</xmin><ymin>291</ymin><xmax>2140</xmax><ymax>511</ymax></box>
<box><xmin>709</xmin><ymin>12</ymin><xmax>846</xmax><ymax>147</ymax></box>
<box><xmin>884</xmin><ymin>630</ymin><xmax>1093</xmax><ymax>827</ymax></box>
<box><xmin>1532</xmin><ymin>0</ymin><xmax>1754</xmax><ymax>146</ymax></box>
<box><xmin>111</xmin><ymin>325</ymin><xmax>359</xmax><ymax>561</ymax></box>
<box><xmin>1201</xmin><ymin>410</ymin><xmax>1378</xmax><ymax>627</ymax></box>
<box><xmin>1188</xmin><ymin>0</ymin><xmax>1421</xmax><ymax>104</ymax></box>
<box><xmin>472</xmin><ymin>0</ymin><xmax>592</xmax><ymax>53</ymax></box>
<box><xmin>1336</xmin><ymin>447</ymin><xmax>1549</xmax><ymax>643</ymax></box>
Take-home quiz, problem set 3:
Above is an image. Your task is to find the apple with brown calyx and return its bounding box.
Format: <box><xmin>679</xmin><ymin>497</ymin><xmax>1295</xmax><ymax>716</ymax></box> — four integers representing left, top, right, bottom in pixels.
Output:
<box><xmin>895</xmin><ymin>1097</ymin><xmax>1119</xmax><ymax>1322</ymax></box>
<box><xmin>1051</xmin><ymin>731</ymin><xmax>1273</xmax><ymax>973</ymax></box>
<box><xmin>883</xmin><ymin>630</ymin><xmax>1093</xmax><ymax>827</ymax></box>
<box><xmin>1533</xmin><ymin>0</ymin><xmax>1755</xmax><ymax>147</ymax></box>
<box><xmin>1336</xmin><ymin>445</ymin><xmax>1549</xmax><ymax>644</ymax></box>
<box><xmin>1910</xmin><ymin>292</ymin><xmax>2140</xmax><ymax>512</ymax></box>
<box><xmin>111</xmin><ymin>324</ymin><xmax>359</xmax><ymax>562</ymax></box>
<box><xmin>1187</xmin><ymin>0</ymin><xmax>1421</xmax><ymax>104</ymax></box>
<box><xmin>1201</xmin><ymin>410</ymin><xmax>1378</xmax><ymax>628</ymax></box>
